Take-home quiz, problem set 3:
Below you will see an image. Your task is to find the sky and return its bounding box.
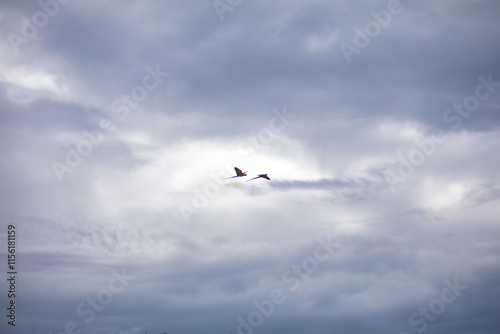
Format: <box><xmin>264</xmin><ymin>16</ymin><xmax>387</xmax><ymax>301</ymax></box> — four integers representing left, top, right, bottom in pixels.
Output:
<box><xmin>1</xmin><ymin>0</ymin><xmax>500</xmax><ymax>333</ymax></box>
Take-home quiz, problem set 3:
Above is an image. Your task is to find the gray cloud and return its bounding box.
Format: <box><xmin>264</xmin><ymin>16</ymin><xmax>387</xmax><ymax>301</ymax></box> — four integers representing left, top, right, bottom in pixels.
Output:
<box><xmin>1</xmin><ymin>1</ymin><xmax>500</xmax><ymax>333</ymax></box>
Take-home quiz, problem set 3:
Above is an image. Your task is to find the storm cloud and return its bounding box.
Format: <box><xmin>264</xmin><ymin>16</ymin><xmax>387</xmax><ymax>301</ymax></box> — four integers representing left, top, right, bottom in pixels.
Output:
<box><xmin>1</xmin><ymin>1</ymin><xmax>500</xmax><ymax>334</ymax></box>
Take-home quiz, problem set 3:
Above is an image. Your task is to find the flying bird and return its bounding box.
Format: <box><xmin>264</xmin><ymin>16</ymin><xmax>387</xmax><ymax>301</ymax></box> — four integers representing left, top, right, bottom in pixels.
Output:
<box><xmin>225</xmin><ymin>167</ymin><xmax>247</xmax><ymax>179</ymax></box>
<box><xmin>247</xmin><ymin>174</ymin><xmax>271</xmax><ymax>182</ymax></box>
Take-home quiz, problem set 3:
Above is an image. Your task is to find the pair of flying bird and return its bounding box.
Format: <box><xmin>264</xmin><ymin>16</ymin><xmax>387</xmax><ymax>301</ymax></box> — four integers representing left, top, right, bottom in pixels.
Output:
<box><xmin>225</xmin><ymin>167</ymin><xmax>270</xmax><ymax>182</ymax></box>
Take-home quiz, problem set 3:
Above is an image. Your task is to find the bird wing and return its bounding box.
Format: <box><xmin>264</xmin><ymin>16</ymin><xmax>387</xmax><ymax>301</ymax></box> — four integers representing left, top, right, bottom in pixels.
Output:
<box><xmin>262</xmin><ymin>175</ymin><xmax>270</xmax><ymax>180</ymax></box>
<box><xmin>234</xmin><ymin>167</ymin><xmax>243</xmax><ymax>176</ymax></box>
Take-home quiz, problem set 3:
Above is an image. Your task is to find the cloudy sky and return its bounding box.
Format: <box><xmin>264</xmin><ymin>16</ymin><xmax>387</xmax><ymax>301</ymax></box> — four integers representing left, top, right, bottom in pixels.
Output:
<box><xmin>1</xmin><ymin>0</ymin><xmax>500</xmax><ymax>333</ymax></box>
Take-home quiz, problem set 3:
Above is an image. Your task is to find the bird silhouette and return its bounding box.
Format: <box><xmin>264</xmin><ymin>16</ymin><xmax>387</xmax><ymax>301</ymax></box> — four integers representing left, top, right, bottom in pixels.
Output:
<box><xmin>225</xmin><ymin>167</ymin><xmax>248</xmax><ymax>179</ymax></box>
<box><xmin>246</xmin><ymin>174</ymin><xmax>270</xmax><ymax>182</ymax></box>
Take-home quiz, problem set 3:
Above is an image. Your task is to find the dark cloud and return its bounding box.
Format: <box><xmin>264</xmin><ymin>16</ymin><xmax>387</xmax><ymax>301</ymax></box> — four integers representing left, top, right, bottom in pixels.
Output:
<box><xmin>1</xmin><ymin>1</ymin><xmax>500</xmax><ymax>333</ymax></box>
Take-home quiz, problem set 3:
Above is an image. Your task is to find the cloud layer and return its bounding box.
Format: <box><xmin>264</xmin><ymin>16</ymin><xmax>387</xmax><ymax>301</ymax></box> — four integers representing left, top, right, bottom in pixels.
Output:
<box><xmin>1</xmin><ymin>1</ymin><xmax>500</xmax><ymax>333</ymax></box>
